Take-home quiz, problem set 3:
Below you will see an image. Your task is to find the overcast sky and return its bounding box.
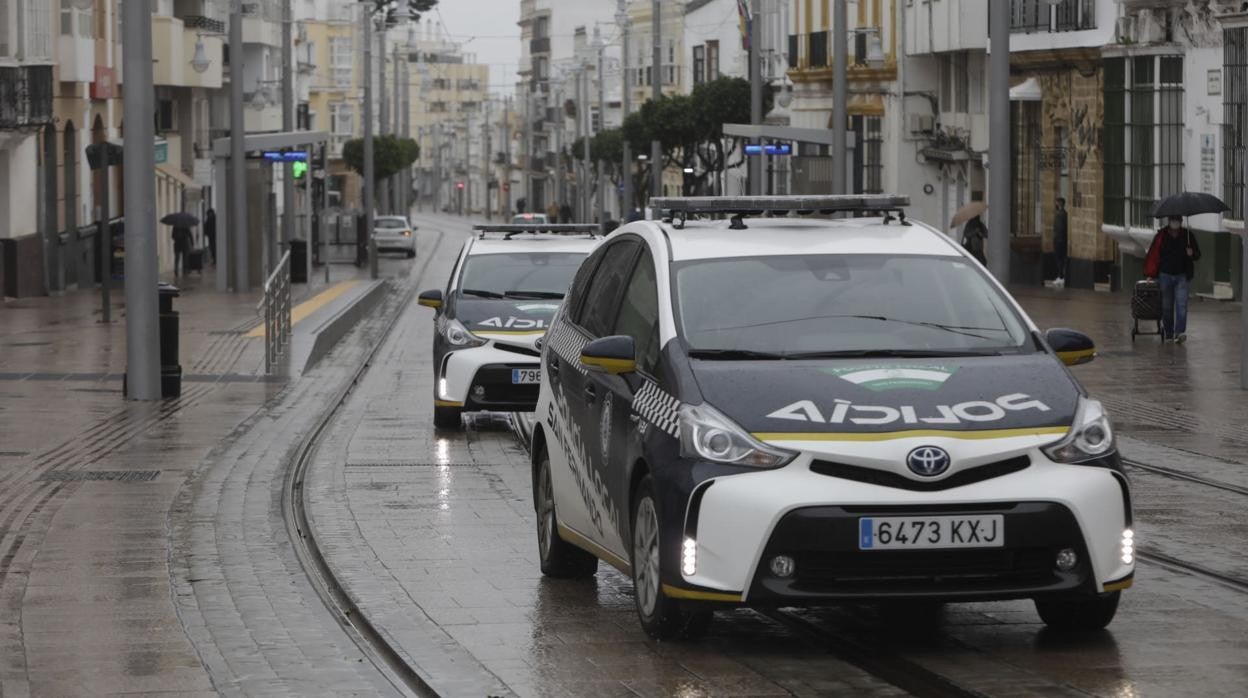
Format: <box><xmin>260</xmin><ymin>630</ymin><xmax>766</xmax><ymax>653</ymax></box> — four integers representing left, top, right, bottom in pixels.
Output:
<box><xmin>423</xmin><ymin>0</ymin><xmax>523</xmax><ymax>95</ymax></box>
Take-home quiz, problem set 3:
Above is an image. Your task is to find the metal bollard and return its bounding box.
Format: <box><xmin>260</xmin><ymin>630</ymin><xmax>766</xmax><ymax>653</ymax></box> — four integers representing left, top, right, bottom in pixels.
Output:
<box><xmin>158</xmin><ymin>283</ymin><xmax>182</xmax><ymax>398</ymax></box>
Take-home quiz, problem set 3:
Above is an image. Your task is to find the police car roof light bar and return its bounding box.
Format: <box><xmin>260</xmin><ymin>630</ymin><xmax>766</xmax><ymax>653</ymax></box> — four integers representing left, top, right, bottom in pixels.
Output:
<box><xmin>473</xmin><ymin>224</ymin><xmax>603</xmax><ymax>240</ymax></box>
<box><xmin>652</xmin><ymin>195</ymin><xmax>911</xmax><ymax>230</ymax></box>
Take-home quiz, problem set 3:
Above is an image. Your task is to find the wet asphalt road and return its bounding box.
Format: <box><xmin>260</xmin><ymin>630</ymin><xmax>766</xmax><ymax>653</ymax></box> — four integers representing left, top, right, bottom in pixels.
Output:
<box><xmin>299</xmin><ymin>214</ymin><xmax>1248</xmax><ymax>697</ymax></box>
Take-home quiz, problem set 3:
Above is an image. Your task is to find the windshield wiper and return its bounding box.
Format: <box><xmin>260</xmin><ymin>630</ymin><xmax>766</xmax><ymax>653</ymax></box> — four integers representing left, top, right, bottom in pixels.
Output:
<box><xmin>689</xmin><ymin>349</ymin><xmax>788</xmax><ymax>361</ymax></box>
<box><xmin>460</xmin><ymin>288</ymin><xmax>505</xmax><ymax>299</ymax></box>
<box><xmin>782</xmin><ymin>349</ymin><xmax>1002</xmax><ymax>359</ymax></box>
<box><xmin>505</xmin><ymin>290</ymin><xmax>564</xmax><ymax>299</ymax></box>
<box><xmin>835</xmin><ymin>315</ymin><xmax>1006</xmax><ymax>341</ymax></box>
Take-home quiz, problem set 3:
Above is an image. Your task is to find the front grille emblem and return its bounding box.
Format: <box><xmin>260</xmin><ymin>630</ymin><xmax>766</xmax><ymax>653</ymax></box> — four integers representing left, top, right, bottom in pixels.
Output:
<box><xmin>906</xmin><ymin>446</ymin><xmax>951</xmax><ymax>477</ymax></box>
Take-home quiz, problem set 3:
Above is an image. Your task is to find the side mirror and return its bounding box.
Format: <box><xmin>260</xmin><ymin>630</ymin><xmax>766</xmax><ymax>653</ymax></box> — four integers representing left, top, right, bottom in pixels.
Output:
<box><xmin>1046</xmin><ymin>328</ymin><xmax>1096</xmax><ymax>366</ymax></box>
<box><xmin>580</xmin><ymin>335</ymin><xmax>637</xmax><ymax>375</ymax></box>
<box><xmin>418</xmin><ymin>289</ymin><xmax>443</xmax><ymax>309</ymax></box>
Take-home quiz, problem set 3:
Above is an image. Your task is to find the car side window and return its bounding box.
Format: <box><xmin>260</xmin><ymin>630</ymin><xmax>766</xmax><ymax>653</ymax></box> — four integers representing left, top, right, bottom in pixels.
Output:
<box><xmin>564</xmin><ymin>247</ymin><xmax>606</xmax><ymax>322</ymax></box>
<box><xmin>576</xmin><ymin>240</ymin><xmax>641</xmax><ymax>338</ymax></box>
<box><xmin>612</xmin><ymin>248</ymin><xmax>660</xmax><ymax>375</ymax></box>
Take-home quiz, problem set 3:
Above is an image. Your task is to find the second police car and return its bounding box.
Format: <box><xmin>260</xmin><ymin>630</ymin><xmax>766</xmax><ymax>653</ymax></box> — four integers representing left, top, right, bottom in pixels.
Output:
<box><xmin>531</xmin><ymin>195</ymin><xmax>1134</xmax><ymax>639</ymax></box>
<box><xmin>419</xmin><ymin>224</ymin><xmax>602</xmax><ymax>429</ymax></box>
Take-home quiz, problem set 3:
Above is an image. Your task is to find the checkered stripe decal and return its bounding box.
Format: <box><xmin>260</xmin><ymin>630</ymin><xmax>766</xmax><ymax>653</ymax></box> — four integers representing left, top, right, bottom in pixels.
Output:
<box><xmin>633</xmin><ymin>381</ymin><xmax>680</xmax><ymax>437</ymax></box>
<box><xmin>546</xmin><ymin>319</ymin><xmax>588</xmax><ymax>374</ymax></box>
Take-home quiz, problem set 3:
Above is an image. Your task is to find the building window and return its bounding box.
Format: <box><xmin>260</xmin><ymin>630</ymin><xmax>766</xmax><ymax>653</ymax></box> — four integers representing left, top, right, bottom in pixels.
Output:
<box><xmin>692</xmin><ymin>45</ymin><xmax>705</xmax><ymax>86</ymax></box>
<box><xmin>534</xmin><ymin>15</ymin><xmax>549</xmax><ymax>40</ymax></box>
<box><xmin>330</xmin><ymin>102</ymin><xmax>355</xmax><ymax>136</ymax></box>
<box><xmin>706</xmin><ymin>40</ymin><xmax>719</xmax><ymax>81</ymax></box>
<box><xmin>1010</xmin><ymin>0</ymin><xmax>1094</xmax><ymax>34</ymax></box>
<box><xmin>1104</xmin><ymin>55</ymin><xmax>1184</xmax><ymax>229</ymax></box>
<box><xmin>329</xmin><ymin>37</ymin><xmax>352</xmax><ymax>88</ymax></box>
<box><xmin>809</xmin><ymin>31</ymin><xmax>828</xmax><ymax>68</ymax></box>
<box><xmin>1225</xmin><ymin>27</ymin><xmax>1247</xmax><ymax>221</ymax></box>
<box><xmin>155</xmin><ymin>98</ymin><xmax>176</xmax><ymax>133</ymax></box>
<box><xmin>861</xmin><ymin>116</ymin><xmax>883</xmax><ymax>194</ymax></box>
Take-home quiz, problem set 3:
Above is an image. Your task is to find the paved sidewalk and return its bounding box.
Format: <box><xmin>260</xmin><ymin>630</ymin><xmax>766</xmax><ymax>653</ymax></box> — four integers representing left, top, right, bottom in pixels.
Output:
<box><xmin>0</xmin><ymin>259</ymin><xmax>383</xmax><ymax>696</ymax></box>
<box><xmin>1013</xmin><ymin>286</ymin><xmax>1247</xmax><ymax>466</ymax></box>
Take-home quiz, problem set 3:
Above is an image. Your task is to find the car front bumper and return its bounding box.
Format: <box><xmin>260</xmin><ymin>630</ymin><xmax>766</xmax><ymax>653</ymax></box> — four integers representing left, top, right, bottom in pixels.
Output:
<box><xmin>437</xmin><ymin>344</ymin><xmax>543</xmax><ymax>412</ymax></box>
<box><xmin>663</xmin><ymin>452</ymin><xmax>1133</xmax><ymax>605</ymax></box>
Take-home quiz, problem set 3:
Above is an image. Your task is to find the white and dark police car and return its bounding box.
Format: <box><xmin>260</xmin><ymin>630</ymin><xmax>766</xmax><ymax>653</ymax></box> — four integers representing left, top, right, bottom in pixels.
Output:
<box><xmin>418</xmin><ymin>224</ymin><xmax>602</xmax><ymax>429</ymax></box>
<box><xmin>530</xmin><ymin>195</ymin><xmax>1133</xmax><ymax>639</ymax></box>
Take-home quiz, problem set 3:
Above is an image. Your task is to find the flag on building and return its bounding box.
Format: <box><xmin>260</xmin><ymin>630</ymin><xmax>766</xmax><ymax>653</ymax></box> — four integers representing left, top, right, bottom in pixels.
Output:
<box><xmin>737</xmin><ymin>0</ymin><xmax>751</xmax><ymax>51</ymax></box>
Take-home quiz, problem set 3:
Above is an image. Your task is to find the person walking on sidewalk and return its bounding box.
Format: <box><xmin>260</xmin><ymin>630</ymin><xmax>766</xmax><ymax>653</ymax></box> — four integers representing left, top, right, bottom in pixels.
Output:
<box><xmin>204</xmin><ymin>208</ymin><xmax>217</xmax><ymax>265</ymax></box>
<box><xmin>1144</xmin><ymin>215</ymin><xmax>1201</xmax><ymax>344</ymax></box>
<box><xmin>546</xmin><ymin>201</ymin><xmax>561</xmax><ymax>224</ymax></box>
<box><xmin>1053</xmin><ymin>197</ymin><xmax>1069</xmax><ymax>287</ymax></box>
<box><xmin>172</xmin><ymin>223</ymin><xmax>193</xmax><ymax>278</ymax></box>
<box><xmin>961</xmin><ymin>215</ymin><xmax>988</xmax><ymax>266</ymax></box>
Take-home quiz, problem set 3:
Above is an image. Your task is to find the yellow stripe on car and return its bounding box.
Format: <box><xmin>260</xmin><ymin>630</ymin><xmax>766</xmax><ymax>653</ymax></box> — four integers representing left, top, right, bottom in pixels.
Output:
<box><xmin>752</xmin><ymin>426</ymin><xmax>1071</xmax><ymax>442</ymax></box>
<box><xmin>434</xmin><ymin>400</ymin><xmax>464</xmax><ymax>408</ymax></box>
<box><xmin>661</xmin><ymin>584</ymin><xmax>743</xmax><ymax>603</ymax></box>
<box><xmin>557</xmin><ymin>523</ymin><xmax>632</xmax><ymax>574</ymax></box>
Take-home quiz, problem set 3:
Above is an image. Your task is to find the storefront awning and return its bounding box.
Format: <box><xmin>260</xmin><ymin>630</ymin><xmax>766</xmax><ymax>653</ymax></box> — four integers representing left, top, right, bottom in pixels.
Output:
<box><xmin>1010</xmin><ymin>78</ymin><xmax>1043</xmax><ymax>102</ymax></box>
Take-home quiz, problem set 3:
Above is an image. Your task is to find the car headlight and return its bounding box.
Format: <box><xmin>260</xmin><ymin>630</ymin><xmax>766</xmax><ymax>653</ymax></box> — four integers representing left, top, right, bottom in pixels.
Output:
<box><xmin>437</xmin><ymin>316</ymin><xmax>486</xmax><ymax>348</ymax></box>
<box><xmin>1043</xmin><ymin>398</ymin><xmax>1115</xmax><ymax>463</ymax></box>
<box><xmin>679</xmin><ymin>403</ymin><xmax>796</xmax><ymax>468</ymax></box>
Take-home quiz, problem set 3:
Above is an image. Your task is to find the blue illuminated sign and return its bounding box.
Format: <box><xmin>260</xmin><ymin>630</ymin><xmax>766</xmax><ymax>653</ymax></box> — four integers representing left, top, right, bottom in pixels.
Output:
<box><xmin>260</xmin><ymin>151</ymin><xmax>309</xmax><ymax>162</ymax></box>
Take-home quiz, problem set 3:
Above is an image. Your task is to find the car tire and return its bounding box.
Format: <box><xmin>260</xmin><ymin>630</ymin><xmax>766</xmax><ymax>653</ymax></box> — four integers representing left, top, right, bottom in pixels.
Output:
<box><xmin>433</xmin><ymin>405</ymin><xmax>462</xmax><ymax>430</ymax></box>
<box><xmin>1034</xmin><ymin>591</ymin><xmax>1120</xmax><ymax>631</ymax></box>
<box><xmin>534</xmin><ymin>448</ymin><xmax>598</xmax><ymax>579</ymax></box>
<box><xmin>631</xmin><ymin>475</ymin><xmax>713</xmax><ymax>641</ymax></box>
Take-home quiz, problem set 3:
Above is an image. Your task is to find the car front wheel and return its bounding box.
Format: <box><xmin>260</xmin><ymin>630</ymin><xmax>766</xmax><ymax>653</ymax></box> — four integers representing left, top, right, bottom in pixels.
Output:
<box><xmin>1034</xmin><ymin>591</ymin><xmax>1120</xmax><ymax>631</ymax></box>
<box><xmin>631</xmin><ymin>475</ymin><xmax>712</xmax><ymax>640</ymax></box>
<box><xmin>534</xmin><ymin>447</ymin><xmax>597</xmax><ymax>578</ymax></box>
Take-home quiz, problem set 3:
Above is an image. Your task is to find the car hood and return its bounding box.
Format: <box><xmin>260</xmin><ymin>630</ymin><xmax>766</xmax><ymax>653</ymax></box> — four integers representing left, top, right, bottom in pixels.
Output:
<box><xmin>690</xmin><ymin>354</ymin><xmax>1080</xmax><ymax>437</ymax></box>
<box><xmin>456</xmin><ymin>298</ymin><xmax>562</xmax><ymax>340</ymax></box>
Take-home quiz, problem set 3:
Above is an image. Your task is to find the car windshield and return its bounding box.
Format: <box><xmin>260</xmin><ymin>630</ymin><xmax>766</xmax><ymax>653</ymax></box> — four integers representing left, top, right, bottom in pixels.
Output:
<box><xmin>673</xmin><ymin>254</ymin><xmax>1033</xmax><ymax>358</ymax></box>
<box><xmin>458</xmin><ymin>252</ymin><xmax>587</xmax><ymax>299</ymax></box>
<box><xmin>375</xmin><ymin>219</ymin><xmax>408</xmax><ymax>229</ymax></box>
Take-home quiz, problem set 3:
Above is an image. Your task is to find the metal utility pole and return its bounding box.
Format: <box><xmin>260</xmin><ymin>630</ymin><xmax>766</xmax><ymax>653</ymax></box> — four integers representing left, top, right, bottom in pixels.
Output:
<box><xmin>393</xmin><ymin>41</ymin><xmax>402</xmax><ymax>214</ymax></box>
<box><xmin>749</xmin><ymin>0</ymin><xmax>763</xmax><ymax>195</ymax></box>
<box><xmin>402</xmin><ymin>51</ymin><xmax>411</xmax><ymax>215</ymax></box>
<box><xmin>484</xmin><ymin>99</ymin><xmax>493</xmax><ymax>220</ymax></box>
<box><xmin>96</xmin><ymin>161</ymin><xmax>111</xmax><ymax>323</ymax></box>
<box><xmin>378</xmin><ymin>25</ymin><xmax>389</xmax><ymax>215</ymax></box>
<box><xmin>988</xmin><ymin>0</ymin><xmax>1011</xmax><ymax>283</ymax></box>
<box><xmin>617</xmin><ymin>1</ymin><xmax>632</xmax><ymax>217</ymax></box>
<box><xmin>363</xmin><ymin>7</ymin><xmax>377</xmax><ymax>279</ymax></box>
<box><xmin>574</xmin><ymin>69</ymin><xmax>585</xmax><ymax>222</ymax></box>
<box><xmin>595</xmin><ymin>28</ymin><xmax>606</xmax><ymax>231</ymax></box>
<box><xmin>122</xmin><ymin>0</ymin><xmax>159</xmax><ymax>400</ymax></box>
<box><xmin>1242</xmin><ymin>141</ymin><xmax>1248</xmax><ymax>388</ymax></box>
<box><xmin>503</xmin><ymin>97</ymin><xmax>512</xmax><ymax>215</ymax></box>
<box><xmin>650</xmin><ymin>0</ymin><xmax>662</xmax><ymax>200</ymax></box>
<box><xmin>230</xmin><ymin>2</ymin><xmax>248</xmax><ymax>292</ymax></box>
<box><xmin>832</xmin><ymin>0</ymin><xmax>847</xmax><ymax>195</ymax></box>
<box><xmin>523</xmin><ymin>93</ymin><xmax>531</xmax><ymax>212</ymax></box>
<box><xmin>282</xmin><ymin>0</ymin><xmax>294</xmax><ymax>256</ymax></box>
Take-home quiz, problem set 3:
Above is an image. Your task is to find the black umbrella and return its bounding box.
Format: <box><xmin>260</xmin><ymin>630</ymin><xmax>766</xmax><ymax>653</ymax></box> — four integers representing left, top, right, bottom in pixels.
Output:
<box><xmin>160</xmin><ymin>212</ymin><xmax>199</xmax><ymax>227</ymax></box>
<box><xmin>1151</xmin><ymin>192</ymin><xmax>1230</xmax><ymax>218</ymax></box>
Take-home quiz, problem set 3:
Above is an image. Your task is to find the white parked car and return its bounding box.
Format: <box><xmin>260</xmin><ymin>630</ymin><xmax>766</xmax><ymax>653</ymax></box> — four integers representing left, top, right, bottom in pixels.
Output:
<box><xmin>373</xmin><ymin>216</ymin><xmax>417</xmax><ymax>258</ymax></box>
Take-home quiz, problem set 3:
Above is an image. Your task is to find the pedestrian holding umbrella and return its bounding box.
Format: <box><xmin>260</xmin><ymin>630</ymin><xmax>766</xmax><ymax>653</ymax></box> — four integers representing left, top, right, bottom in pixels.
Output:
<box><xmin>1142</xmin><ymin>192</ymin><xmax>1227</xmax><ymax>344</ymax></box>
<box><xmin>161</xmin><ymin>212</ymin><xmax>199</xmax><ymax>278</ymax></box>
<box><xmin>951</xmin><ymin>202</ymin><xmax>989</xmax><ymax>266</ymax></box>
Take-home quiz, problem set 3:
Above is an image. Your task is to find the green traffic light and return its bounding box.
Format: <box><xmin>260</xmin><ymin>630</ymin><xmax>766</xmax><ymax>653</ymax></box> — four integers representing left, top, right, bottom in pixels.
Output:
<box><xmin>292</xmin><ymin>161</ymin><xmax>308</xmax><ymax>179</ymax></box>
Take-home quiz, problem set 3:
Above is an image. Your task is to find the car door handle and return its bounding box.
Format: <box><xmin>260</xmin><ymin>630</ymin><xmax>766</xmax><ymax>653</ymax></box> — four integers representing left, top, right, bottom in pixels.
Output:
<box><xmin>548</xmin><ymin>356</ymin><xmax>560</xmax><ymax>377</ymax></box>
<box><xmin>583</xmin><ymin>384</ymin><xmax>597</xmax><ymax>403</ymax></box>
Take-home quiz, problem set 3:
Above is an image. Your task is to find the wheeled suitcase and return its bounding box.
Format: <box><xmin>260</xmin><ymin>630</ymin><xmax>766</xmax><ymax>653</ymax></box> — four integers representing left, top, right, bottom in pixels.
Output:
<box><xmin>187</xmin><ymin>248</ymin><xmax>205</xmax><ymax>273</ymax></box>
<box><xmin>1130</xmin><ymin>279</ymin><xmax>1162</xmax><ymax>340</ymax></box>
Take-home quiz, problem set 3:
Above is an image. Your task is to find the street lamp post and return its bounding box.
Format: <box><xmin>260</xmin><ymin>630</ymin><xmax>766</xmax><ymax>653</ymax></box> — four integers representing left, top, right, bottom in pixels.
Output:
<box><xmin>617</xmin><ymin>1</ymin><xmax>632</xmax><ymax>218</ymax></box>
<box><xmin>988</xmin><ymin>0</ymin><xmax>1011</xmax><ymax>283</ymax></box>
<box><xmin>281</xmin><ymin>0</ymin><xmax>294</xmax><ymax>258</ymax></box>
<box><xmin>362</xmin><ymin>3</ymin><xmax>377</xmax><ymax>279</ymax></box>
<box><xmin>122</xmin><ymin>0</ymin><xmax>160</xmax><ymax>400</ymax></box>
<box><xmin>832</xmin><ymin>0</ymin><xmax>847</xmax><ymax>196</ymax></box>
<box><xmin>749</xmin><ymin>0</ymin><xmax>763</xmax><ymax>196</ymax></box>
<box><xmin>650</xmin><ymin>0</ymin><xmax>662</xmax><ymax>201</ymax></box>
<box><xmin>229</xmin><ymin>2</ymin><xmax>248</xmax><ymax>292</ymax></box>
<box><xmin>595</xmin><ymin>27</ymin><xmax>606</xmax><ymax>231</ymax></box>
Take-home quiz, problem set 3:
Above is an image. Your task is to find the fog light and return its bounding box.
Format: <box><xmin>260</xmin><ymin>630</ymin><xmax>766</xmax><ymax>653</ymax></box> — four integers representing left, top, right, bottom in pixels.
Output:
<box><xmin>770</xmin><ymin>555</ymin><xmax>795</xmax><ymax>578</ymax></box>
<box><xmin>438</xmin><ymin>378</ymin><xmax>448</xmax><ymax>399</ymax></box>
<box><xmin>473</xmin><ymin>385</ymin><xmax>486</xmax><ymax>398</ymax></box>
<box><xmin>1121</xmin><ymin>529</ymin><xmax>1135</xmax><ymax>565</ymax></box>
<box><xmin>1055</xmin><ymin>548</ymin><xmax>1078</xmax><ymax>572</ymax></box>
<box><xmin>682</xmin><ymin>538</ymin><xmax>697</xmax><ymax>576</ymax></box>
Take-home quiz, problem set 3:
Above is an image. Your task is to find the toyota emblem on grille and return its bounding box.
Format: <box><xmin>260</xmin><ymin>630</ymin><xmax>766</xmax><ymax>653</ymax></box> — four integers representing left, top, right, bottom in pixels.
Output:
<box><xmin>907</xmin><ymin>446</ymin><xmax>951</xmax><ymax>477</ymax></box>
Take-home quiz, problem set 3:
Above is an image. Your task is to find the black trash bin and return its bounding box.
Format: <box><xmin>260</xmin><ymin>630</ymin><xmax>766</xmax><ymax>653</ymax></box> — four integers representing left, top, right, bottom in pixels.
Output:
<box><xmin>289</xmin><ymin>240</ymin><xmax>307</xmax><ymax>283</ymax></box>
<box><xmin>158</xmin><ymin>283</ymin><xmax>182</xmax><ymax>398</ymax></box>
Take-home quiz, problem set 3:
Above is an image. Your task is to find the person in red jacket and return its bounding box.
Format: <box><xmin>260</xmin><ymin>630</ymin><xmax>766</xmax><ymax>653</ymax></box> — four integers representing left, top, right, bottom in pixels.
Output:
<box><xmin>1143</xmin><ymin>216</ymin><xmax>1201</xmax><ymax>343</ymax></box>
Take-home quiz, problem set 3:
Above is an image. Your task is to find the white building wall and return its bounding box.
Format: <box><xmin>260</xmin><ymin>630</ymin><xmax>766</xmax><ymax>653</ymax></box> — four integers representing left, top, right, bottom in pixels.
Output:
<box><xmin>0</xmin><ymin>136</ymin><xmax>39</xmax><ymax>239</ymax></box>
<box><xmin>1182</xmin><ymin>45</ymin><xmax>1225</xmax><ymax>235</ymax></box>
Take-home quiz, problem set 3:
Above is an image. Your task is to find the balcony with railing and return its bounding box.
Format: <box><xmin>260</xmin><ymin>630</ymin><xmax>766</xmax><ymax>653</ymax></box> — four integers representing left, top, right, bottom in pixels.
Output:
<box><xmin>1010</xmin><ymin>0</ymin><xmax>1096</xmax><ymax>34</ymax></box>
<box><xmin>0</xmin><ymin>66</ymin><xmax>54</xmax><ymax>129</ymax></box>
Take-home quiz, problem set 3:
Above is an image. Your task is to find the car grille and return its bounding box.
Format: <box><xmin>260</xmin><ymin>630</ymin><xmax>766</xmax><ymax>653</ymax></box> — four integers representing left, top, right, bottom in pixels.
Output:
<box><xmin>792</xmin><ymin>547</ymin><xmax>1059</xmax><ymax>593</ymax></box>
<box><xmin>495</xmin><ymin>343</ymin><xmax>541</xmax><ymax>358</ymax></box>
<box><xmin>810</xmin><ymin>455</ymin><xmax>1031</xmax><ymax>492</ymax></box>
